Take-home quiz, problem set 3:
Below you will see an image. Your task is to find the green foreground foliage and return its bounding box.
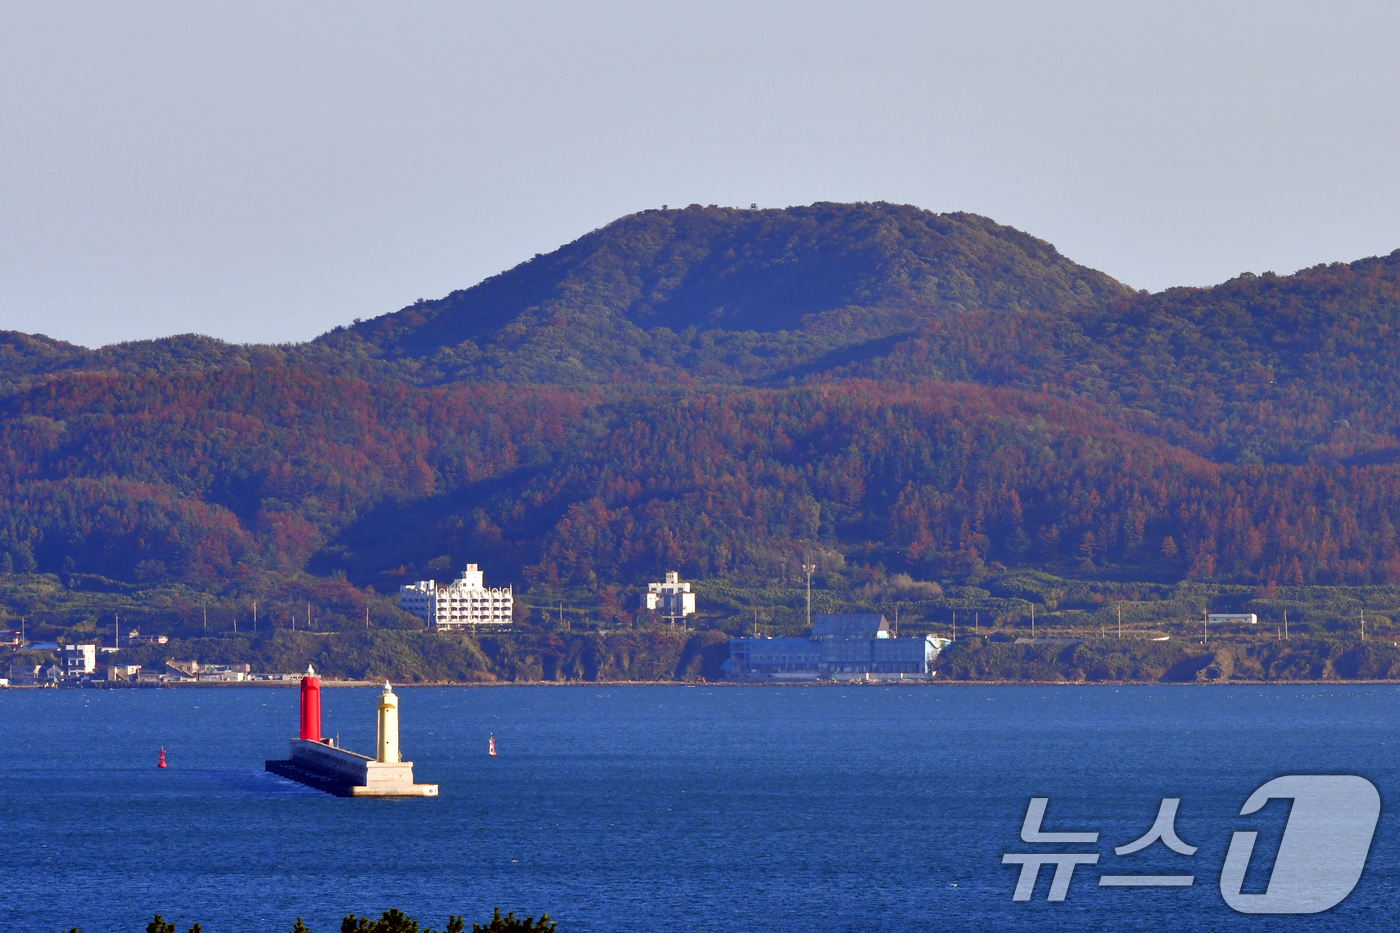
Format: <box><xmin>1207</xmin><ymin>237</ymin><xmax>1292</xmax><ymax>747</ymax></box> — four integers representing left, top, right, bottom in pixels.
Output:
<box><xmin>340</xmin><ymin>907</ymin><xmax>554</xmax><ymax>933</ymax></box>
<box><xmin>63</xmin><ymin>908</ymin><xmax>554</xmax><ymax>933</ymax></box>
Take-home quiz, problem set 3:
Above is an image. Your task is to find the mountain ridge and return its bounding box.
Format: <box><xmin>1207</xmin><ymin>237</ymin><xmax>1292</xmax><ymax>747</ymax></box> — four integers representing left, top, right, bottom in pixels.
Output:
<box><xmin>333</xmin><ymin>202</ymin><xmax>1130</xmax><ymax>345</ymax></box>
<box><xmin>304</xmin><ymin>202</ymin><xmax>1132</xmax><ymax>385</ymax></box>
<box><xmin>2</xmin><ymin>203</ymin><xmax>1400</xmax><ymax>605</ymax></box>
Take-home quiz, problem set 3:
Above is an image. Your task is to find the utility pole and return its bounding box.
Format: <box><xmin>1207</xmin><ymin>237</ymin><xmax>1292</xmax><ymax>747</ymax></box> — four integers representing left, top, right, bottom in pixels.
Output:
<box><xmin>366</xmin><ymin>605</ymin><xmax>370</xmax><ymax>632</ymax></box>
<box><xmin>1118</xmin><ymin>604</ymin><xmax>1122</xmax><ymax>639</ymax></box>
<box><xmin>253</xmin><ymin>600</ymin><xmax>257</xmax><ymax>632</ymax></box>
<box><xmin>893</xmin><ymin>605</ymin><xmax>899</xmax><ymax>637</ymax></box>
<box><xmin>952</xmin><ymin>611</ymin><xmax>956</xmax><ymax>641</ymax></box>
<box><xmin>1361</xmin><ymin>607</ymin><xmax>1366</xmax><ymax>642</ymax></box>
<box><xmin>803</xmin><ymin>563</ymin><xmax>817</xmax><ymax>628</ymax></box>
<box><xmin>203</xmin><ymin>605</ymin><xmax>207</xmax><ymax>634</ymax></box>
<box><xmin>1031</xmin><ymin>603</ymin><xmax>1035</xmax><ymax>638</ymax></box>
<box><xmin>1203</xmin><ymin>609</ymin><xmax>1208</xmax><ymax>645</ymax></box>
<box><xmin>1284</xmin><ymin>609</ymin><xmax>1288</xmax><ymax>640</ymax></box>
<box><xmin>975</xmin><ymin>611</ymin><xmax>979</xmax><ymax>636</ymax></box>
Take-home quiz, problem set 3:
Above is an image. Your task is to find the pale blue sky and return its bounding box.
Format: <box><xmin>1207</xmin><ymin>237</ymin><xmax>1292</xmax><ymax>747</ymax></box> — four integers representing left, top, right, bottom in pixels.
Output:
<box><xmin>3</xmin><ymin>1</ymin><xmax>1398</xmax><ymax>348</ymax></box>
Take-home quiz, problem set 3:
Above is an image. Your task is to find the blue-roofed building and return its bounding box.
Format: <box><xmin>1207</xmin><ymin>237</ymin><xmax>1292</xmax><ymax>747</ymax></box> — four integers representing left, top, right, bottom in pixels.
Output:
<box><xmin>725</xmin><ymin>637</ymin><xmax>823</xmax><ymax>675</ymax></box>
<box><xmin>810</xmin><ymin>614</ymin><xmax>890</xmax><ymax>639</ymax></box>
<box><xmin>723</xmin><ymin>614</ymin><xmax>950</xmax><ymax>680</ymax></box>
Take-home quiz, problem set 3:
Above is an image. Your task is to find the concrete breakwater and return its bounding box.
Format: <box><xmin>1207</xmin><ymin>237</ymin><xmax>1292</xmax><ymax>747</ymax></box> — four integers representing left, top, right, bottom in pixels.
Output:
<box><xmin>264</xmin><ymin>667</ymin><xmax>437</xmax><ymax>797</ymax></box>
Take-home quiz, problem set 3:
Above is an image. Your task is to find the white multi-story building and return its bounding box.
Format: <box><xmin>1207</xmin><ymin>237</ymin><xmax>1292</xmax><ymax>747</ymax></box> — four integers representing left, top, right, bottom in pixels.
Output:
<box><xmin>640</xmin><ymin>571</ymin><xmax>696</xmax><ymax>620</ymax></box>
<box><xmin>62</xmin><ymin>644</ymin><xmax>96</xmax><ymax>678</ymax></box>
<box><xmin>400</xmin><ymin>563</ymin><xmax>514</xmax><ymax>631</ymax></box>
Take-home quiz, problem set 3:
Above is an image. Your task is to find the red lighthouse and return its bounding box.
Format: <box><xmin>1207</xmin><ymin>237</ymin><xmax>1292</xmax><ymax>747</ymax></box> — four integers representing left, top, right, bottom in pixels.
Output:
<box><xmin>299</xmin><ymin>665</ymin><xmax>322</xmax><ymax>742</ymax></box>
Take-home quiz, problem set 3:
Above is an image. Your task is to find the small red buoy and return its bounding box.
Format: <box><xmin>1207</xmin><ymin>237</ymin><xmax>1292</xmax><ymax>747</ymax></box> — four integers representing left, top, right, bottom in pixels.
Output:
<box><xmin>158</xmin><ymin>746</ymin><xmax>167</xmax><ymax>769</ymax></box>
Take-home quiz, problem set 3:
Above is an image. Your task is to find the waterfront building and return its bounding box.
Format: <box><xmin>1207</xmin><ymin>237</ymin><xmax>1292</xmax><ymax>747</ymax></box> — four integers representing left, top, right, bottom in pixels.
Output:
<box><xmin>197</xmin><ymin>663</ymin><xmax>251</xmax><ymax>682</ymax></box>
<box><xmin>811</xmin><ymin>614</ymin><xmax>890</xmax><ymax>639</ymax></box>
<box><xmin>107</xmin><ymin>664</ymin><xmax>141</xmax><ymax>682</ymax></box>
<box><xmin>723</xmin><ymin>613</ymin><xmax>950</xmax><ymax>680</ymax></box>
<box><xmin>166</xmin><ymin>660</ymin><xmax>199</xmax><ymax>679</ymax></box>
<box><xmin>61</xmin><ymin>644</ymin><xmax>96</xmax><ymax>678</ymax></box>
<box><xmin>399</xmin><ymin>563</ymin><xmax>514</xmax><ymax>631</ymax></box>
<box><xmin>639</xmin><ymin>571</ymin><xmax>696</xmax><ymax>620</ymax></box>
<box><xmin>7</xmin><ymin>663</ymin><xmax>42</xmax><ymax>685</ymax></box>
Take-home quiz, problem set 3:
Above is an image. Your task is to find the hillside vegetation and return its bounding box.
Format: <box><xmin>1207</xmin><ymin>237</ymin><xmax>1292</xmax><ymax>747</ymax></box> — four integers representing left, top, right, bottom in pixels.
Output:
<box><xmin>3</xmin><ymin>201</ymin><xmax>1400</xmax><ymax>683</ymax></box>
<box><xmin>2</xmin><ymin>372</ymin><xmax>1398</xmax><ymax>592</ymax></box>
<box><xmin>317</xmin><ymin>203</ymin><xmax>1130</xmax><ymax>384</ymax></box>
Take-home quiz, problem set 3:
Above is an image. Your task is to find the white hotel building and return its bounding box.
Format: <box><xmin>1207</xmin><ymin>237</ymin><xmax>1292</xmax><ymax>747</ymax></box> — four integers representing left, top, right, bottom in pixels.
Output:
<box><xmin>400</xmin><ymin>563</ymin><xmax>514</xmax><ymax>631</ymax></box>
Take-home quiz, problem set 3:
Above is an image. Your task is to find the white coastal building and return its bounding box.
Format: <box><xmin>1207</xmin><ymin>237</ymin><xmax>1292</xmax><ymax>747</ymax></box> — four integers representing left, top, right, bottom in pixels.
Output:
<box><xmin>61</xmin><ymin>644</ymin><xmax>97</xmax><ymax>678</ymax></box>
<box><xmin>400</xmin><ymin>563</ymin><xmax>514</xmax><ymax>631</ymax></box>
<box><xmin>640</xmin><ymin>571</ymin><xmax>696</xmax><ymax>620</ymax></box>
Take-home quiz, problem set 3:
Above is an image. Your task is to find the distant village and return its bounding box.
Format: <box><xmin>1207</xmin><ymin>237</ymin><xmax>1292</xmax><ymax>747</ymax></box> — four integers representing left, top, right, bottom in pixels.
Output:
<box><xmin>0</xmin><ymin>622</ymin><xmax>317</xmax><ymax>685</ymax></box>
<box><xmin>4</xmin><ymin>641</ymin><xmax>304</xmax><ymax>687</ymax></box>
<box><xmin>3</xmin><ymin>561</ymin><xmax>957</xmax><ymax>686</ymax></box>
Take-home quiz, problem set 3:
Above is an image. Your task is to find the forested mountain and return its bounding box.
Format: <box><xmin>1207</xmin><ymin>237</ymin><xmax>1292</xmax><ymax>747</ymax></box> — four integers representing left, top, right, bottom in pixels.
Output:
<box><xmin>313</xmin><ymin>202</ymin><xmax>1132</xmax><ymax>385</ymax></box>
<box><xmin>833</xmin><ymin>253</ymin><xmax>1400</xmax><ymax>464</ymax></box>
<box><xmin>3</xmin><ymin>201</ymin><xmax>1400</xmax><ymax>615</ymax></box>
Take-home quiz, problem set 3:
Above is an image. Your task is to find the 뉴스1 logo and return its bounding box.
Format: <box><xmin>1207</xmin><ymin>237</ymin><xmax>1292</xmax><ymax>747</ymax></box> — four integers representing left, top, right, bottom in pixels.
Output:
<box><xmin>1003</xmin><ymin>775</ymin><xmax>1380</xmax><ymax>915</ymax></box>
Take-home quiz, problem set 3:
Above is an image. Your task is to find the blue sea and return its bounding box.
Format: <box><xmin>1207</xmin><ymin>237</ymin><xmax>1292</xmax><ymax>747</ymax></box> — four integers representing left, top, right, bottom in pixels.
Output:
<box><xmin>4</xmin><ymin>683</ymin><xmax>1399</xmax><ymax>933</ymax></box>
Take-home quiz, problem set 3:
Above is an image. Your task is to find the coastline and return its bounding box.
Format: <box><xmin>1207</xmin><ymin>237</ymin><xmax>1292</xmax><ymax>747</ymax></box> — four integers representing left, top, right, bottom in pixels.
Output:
<box><xmin>14</xmin><ymin>677</ymin><xmax>1400</xmax><ymax>690</ymax></box>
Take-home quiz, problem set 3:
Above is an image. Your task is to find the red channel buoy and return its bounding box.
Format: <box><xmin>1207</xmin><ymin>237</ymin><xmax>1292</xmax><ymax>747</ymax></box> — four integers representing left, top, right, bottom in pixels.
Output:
<box><xmin>158</xmin><ymin>746</ymin><xmax>167</xmax><ymax>769</ymax></box>
<box><xmin>488</xmin><ymin>733</ymin><xmax>497</xmax><ymax>756</ymax></box>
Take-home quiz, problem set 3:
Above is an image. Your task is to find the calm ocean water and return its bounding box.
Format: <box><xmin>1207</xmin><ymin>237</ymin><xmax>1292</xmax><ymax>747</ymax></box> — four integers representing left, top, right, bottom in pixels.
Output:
<box><xmin>3</xmin><ymin>683</ymin><xmax>1399</xmax><ymax>932</ymax></box>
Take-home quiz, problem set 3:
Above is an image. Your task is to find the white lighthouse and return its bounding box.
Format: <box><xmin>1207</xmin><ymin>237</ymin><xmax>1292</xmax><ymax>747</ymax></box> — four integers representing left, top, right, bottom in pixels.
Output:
<box><xmin>265</xmin><ymin>676</ymin><xmax>436</xmax><ymax>797</ymax></box>
<box><xmin>377</xmin><ymin>681</ymin><xmax>400</xmax><ymax>764</ymax></box>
